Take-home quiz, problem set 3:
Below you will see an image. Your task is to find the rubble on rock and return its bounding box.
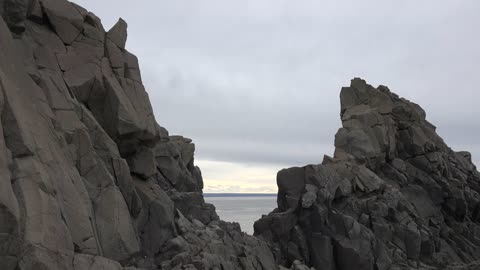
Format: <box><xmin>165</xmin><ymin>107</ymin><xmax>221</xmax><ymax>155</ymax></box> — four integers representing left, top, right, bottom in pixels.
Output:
<box><xmin>255</xmin><ymin>78</ymin><xmax>480</xmax><ymax>270</ymax></box>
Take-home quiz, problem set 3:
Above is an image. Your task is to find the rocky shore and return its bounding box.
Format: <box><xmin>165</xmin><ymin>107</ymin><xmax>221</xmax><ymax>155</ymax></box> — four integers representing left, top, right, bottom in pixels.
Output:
<box><xmin>0</xmin><ymin>1</ymin><xmax>479</xmax><ymax>269</ymax></box>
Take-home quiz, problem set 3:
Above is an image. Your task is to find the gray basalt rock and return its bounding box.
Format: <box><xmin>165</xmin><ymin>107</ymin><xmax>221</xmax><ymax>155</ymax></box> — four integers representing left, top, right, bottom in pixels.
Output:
<box><xmin>127</xmin><ymin>146</ymin><xmax>157</xmax><ymax>179</ymax></box>
<box><xmin>256</xmin><ymin>78</ymin><xmax>480</xmax><ymax>270</ymax></box>
<box><xmin>154</xmin><ymin>136</ymin><xmax>203</xmax><ymax>192</ymax></box>
<box><xmin>168</xmin><ymin>191</ymin><xmax>219</xmax><ymax>225</ymax></box>
<box><xmin>277</xmin><ymin>167</ymin><xmax>305</xmax><ymax>211</ymax></box>
<box><xmin>134</xmin><ymin>178</ymin><xmax>175</xmax><ymax>258</ymax></box>
<box><xmin>107</xmin><ymin>18</ymin><xmax>127</xmax><ymax>50</ymax></box>
<box><xmin>94</xmin><ymin>186</ymin><xmax>141</xmax><ymax>261</ymax></box>
<box><xmin>0</xmin><ymin>0</ymin><xmax>29</xmax><ymax>34</ymax></box>
<box><xmin>73</xmin><ymin>254</ymin><xmax>123</xmax><ymax>270</ymax></box>
<box><xmin>41</xmin><ymin>0</ymin><xmax>84</xmax><ymax>44</ymax></box>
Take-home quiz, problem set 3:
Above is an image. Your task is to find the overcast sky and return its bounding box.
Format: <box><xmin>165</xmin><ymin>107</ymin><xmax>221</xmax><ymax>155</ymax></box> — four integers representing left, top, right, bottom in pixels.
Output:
<box><xmin>74</xmin><ymin>0</ymin><xmax>480</xmax><ymax>192</ymax></box>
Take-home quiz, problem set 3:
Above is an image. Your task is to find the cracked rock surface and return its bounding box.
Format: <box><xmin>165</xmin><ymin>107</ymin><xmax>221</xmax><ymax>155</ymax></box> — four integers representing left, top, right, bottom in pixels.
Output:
<box><xmin>255</xmin><ymin>78</ymin><xmax>480</xmax><ymax>270</ymax></box>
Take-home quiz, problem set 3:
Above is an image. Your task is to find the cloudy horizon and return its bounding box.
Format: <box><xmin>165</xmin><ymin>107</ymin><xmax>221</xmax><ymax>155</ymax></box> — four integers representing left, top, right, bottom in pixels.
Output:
<box><xmin>73</xmin><ymin>0</ymin><xmax>480</xmax><ymax>193</ymax></box>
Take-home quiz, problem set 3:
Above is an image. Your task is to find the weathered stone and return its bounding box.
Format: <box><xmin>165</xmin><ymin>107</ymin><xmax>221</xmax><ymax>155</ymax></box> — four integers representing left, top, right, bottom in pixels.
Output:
<box><xmin>117</xmin><ymin>78</ymin><xmax>157</xmax><ymax>137</ymax></box>
<box><xmin>95</xmin><ymin>186</ymin><xmax>140</xmax><ymax>261</ymax></box>
<box><xmin>401</xmin><ymin>185</ymin><xmax>440</xmax><ymax>220</ymax></box>
<box><xmin>1</xmin><ymin>0</ymin><xmax>29</xmax><ymax>34</ymax></box>
<box><xmin>0</xmin><ymin>102</ymin><xmax>21</xmax><ymax>270</ymax></box>
<box><xmin>107</xmin><ymin>18</ymin><xmax>127</xmax><ymax>49</ymax></box>
<box><xmin>111</xmin><ymin>157</ymin><xmax>142</xmax><ymax>216</ymax></box>
<box><xmin>106</xmin><ymin>38</ymin><xmax>124</xmax><ymax>68</ymax></box>
<box><xmin>102</xmin><ymin>60</ymin><xmax>140</xmax><ymax>138</ymax></box>
<box><xmin>73</xmin><ymin>254</ymin><xmax>123</xmax><ymax>270</ymax></box>
<box><xmin>95</xmin><ymin>58</ymin><xmax>158</xmax><ymax>156</ymax></box>
<box><xmin>169</xmin><ymin>191</ymin><xmax>219</xmax><ymax>225</ymax></box>
<box><xmin>27</xmin><ymin>0</ymin><xmax>43</xmax><ymax>23</ymax></box>
<box><xmin>40</xmin><ymin>0</ymin><xmax>84</xmax><ymax>44</ymax></box>
<box><xmin>302</xmin><ymin>191</ymin><xmax>316</xmax><ymax>208</ymax></box>
<box><xmin>127</xmin><ymin>146</ymin><xmax>156</xmax><ymax>179</ymax></box>
<box><xmin>134</xmin><ymin>179</ymin><xmax>175</xmax><ymax>257</ymax></box>
<box><xmin>123</xmin><ymin>50</ymin><xmax>142</xmax><ymax>82</ymax></box>
<box><xmin>0</xmin><ymin>73</ymin><xmax>35</xmax><ymax>157</ymax></box>
<box><xmin>309</xmin><ymin>234</ymin><xmax>334</xmax><ymax>270</ymax></box>
<box><xmin>63</xmin><ymin>63</ymin><xmax>99</xmax><ymax>103</ymax></box>
<box><xmin>334</xmin><ymin>177</ymin><xmax>352</xmax><ymax>198</ymax></box>
<box><xmin>277</xmin><ymin>167</ymin><xmax>305</xmax><ymax>210</ymax></box>
<box><xmin>13</xmin><ymin>175</ymin><xmax>75</xmax><ymax>266</ymax></box>
<box><xmin>155</xmin><ymin>153</ymin><xmax>200</xmax><ymax>192</ymax></box>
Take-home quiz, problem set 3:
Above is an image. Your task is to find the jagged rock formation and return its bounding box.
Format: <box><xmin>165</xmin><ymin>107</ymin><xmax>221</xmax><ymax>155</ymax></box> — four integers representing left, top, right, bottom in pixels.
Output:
<box><xmin>255</xmin><ymin>78</ymin><xmax>480</xmax><ymax>270</ymax></box>
<box><xmin>0</xmin><ymin>1</ymin><xmax>277</xmax><ymax>269</ymax></box>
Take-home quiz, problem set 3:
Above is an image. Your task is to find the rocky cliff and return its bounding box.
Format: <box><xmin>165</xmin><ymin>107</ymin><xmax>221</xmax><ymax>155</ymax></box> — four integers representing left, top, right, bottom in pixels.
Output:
<box><xmin>255</xmin><ymin>79</ymin><xmax>480</xmax><ymax>270</ymax></box>
<box><xmin>2</xmin><ymin>1</ymin><xmax>480</xmax><ymax>270</ymax></box>
<box><xmin>0</xmin><ymin>1</ymin><xmax>277</xmax><ymax>269</ymax></box>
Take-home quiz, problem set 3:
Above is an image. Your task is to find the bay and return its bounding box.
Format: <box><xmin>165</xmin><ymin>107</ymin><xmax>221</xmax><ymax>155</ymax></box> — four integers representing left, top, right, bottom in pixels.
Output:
<box><xmin>205</xmin><ymin>194</ymin><xmax>277</xmax><ymax>234</ymax></box>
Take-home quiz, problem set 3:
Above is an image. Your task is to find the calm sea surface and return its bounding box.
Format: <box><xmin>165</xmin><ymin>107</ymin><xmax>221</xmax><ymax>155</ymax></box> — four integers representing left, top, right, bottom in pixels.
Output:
<box><xmin>205</xmin><ymin>195</ymin><xmax>277</xmax><ymax>234</ymax></box>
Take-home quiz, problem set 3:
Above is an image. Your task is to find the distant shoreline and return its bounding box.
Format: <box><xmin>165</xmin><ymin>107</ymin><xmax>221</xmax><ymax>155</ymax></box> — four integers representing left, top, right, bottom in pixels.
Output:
<box><xmin>204</xmin><ymin>193</ymin><xmax>277</xmax><ymax>197</ymax></box>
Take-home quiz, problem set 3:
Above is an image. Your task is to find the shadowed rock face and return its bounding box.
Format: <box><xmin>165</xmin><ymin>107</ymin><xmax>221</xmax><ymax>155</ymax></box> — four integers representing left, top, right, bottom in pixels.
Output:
<box><xmin>255</xmin><ymin>78</ymin><xmax>480</xmax><ymax>270</ymax></box>
<box><xmin>0</xmin><ymin>1</ymin><xmax>278</xmax><ymax>269</ymax></box>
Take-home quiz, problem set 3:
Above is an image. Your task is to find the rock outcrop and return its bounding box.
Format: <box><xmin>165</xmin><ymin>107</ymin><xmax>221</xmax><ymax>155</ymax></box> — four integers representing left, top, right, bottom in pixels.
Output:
<box><xmin>0</xmin><ymin>1</ymin><xmax>277</xmax><ymax>269</ymax></box>
<box><xmin>255</xmin><ymin>78</ymin><xmax>480</xmax><ymax>270</ymax></box>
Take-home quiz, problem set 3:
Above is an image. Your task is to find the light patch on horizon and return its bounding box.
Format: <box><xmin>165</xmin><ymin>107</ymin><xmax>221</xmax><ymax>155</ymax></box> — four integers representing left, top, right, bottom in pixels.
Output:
<box><xmin>197</xmin><ymin>159</ymin><xmax>279</xmax><ymax>193</ymax></box>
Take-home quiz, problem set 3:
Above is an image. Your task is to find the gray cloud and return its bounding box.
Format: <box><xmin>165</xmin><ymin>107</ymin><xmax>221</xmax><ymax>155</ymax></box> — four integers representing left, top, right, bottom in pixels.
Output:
<box><xmin>74</xmin><ymin>0</ymin><xmax>480</xmax><ymax>168</ymax></box>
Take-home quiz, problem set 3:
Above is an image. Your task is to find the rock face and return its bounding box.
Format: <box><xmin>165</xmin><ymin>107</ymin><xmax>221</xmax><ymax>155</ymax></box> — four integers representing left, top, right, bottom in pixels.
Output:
<box><xmin>255</xmin><ymin>78</ymin><xmax>480</xmax><ymax>270</ymax></box>
<box><xmin>0</xmin><ymin>1</ymin><xmax>277</xmax><ymax>269</ymax></box>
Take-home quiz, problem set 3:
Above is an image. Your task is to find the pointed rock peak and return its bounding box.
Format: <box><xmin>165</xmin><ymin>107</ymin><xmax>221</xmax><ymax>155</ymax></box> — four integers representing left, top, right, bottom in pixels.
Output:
<box><xmin>335</xmin><ymin>78</ymin><xmax>443</xmax><ymax>170</ymax></box>
<box><xmin>340</xmin><ymin>77</ymin><xmax>394</xmax><ymax>115</ymax></box>
<box><xmin>335</xmin><ymin>78</ymin><xmax>428</xmax><ymax>169</ymax></box>
<box><xmin>107</xmin><ymin>18</ymin><xmax>127</xmax><ymax>49</ymax></box>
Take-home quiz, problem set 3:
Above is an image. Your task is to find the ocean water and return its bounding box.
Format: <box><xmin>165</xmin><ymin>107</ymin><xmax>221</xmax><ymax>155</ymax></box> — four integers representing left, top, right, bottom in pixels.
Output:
<box><xmin>205</xmin><ymin>195</ymin><xmax>277</xmax><ymax>234</ymax></box>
